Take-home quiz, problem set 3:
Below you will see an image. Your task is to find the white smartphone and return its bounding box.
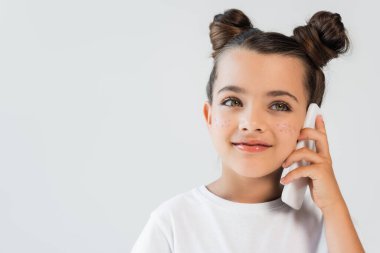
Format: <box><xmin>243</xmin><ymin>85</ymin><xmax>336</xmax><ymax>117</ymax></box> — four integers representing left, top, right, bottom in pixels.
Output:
<box><xmin>280</xmin><ymin>103</ymin><xmax>322</xmax><ymax>210</ymax></box>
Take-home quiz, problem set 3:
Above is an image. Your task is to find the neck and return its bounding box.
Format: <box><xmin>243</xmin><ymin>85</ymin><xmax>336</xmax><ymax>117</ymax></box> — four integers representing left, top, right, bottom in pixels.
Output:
<box><xmin>206</xmin><ymin>166</ymin><xmax>284</xmax><ymax>203</ymax></box>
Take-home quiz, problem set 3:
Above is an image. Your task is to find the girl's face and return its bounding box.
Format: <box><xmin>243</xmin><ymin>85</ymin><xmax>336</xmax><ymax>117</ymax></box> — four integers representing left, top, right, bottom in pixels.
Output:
<box><xmin>203</xmin><ymin>48</ymin><xmax>309</xmax><ymax>178</ymax></box>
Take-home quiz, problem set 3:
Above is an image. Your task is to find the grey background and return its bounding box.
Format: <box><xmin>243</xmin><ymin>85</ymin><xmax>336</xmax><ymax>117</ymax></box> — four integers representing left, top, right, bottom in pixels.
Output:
<box><xmin>0</xmin><ymin>0</ymin><xmax>378</xmax><ymax>252</ymax></box>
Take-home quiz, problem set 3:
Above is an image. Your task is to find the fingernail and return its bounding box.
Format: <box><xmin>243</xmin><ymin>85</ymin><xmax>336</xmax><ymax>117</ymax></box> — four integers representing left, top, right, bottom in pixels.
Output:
<box><xmin>280</xmin><ymin>178</ymin><xmax>286</xmax><ymax>185</ymax></box>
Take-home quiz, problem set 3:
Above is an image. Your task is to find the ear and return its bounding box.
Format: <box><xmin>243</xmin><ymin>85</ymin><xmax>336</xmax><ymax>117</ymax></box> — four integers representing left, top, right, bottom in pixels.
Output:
<box><xmin>203</xmin><ymin>101</ymin><xmax>212</xmax><ymax>130</ymax></box>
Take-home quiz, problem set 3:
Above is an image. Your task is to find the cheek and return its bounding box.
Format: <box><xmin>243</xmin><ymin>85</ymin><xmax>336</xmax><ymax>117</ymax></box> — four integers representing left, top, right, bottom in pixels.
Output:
<box><xmin>210</xmin><ymin>116</ymin><xmax>233</xmax><ymax>149</ymax></box>
<box><xmin>212</xmin><ymin>116</ymin><xmax>232</xmax><ymax>129</ymax></box>
<box><xmin>275</xmin><ymin>122</ymin><xmax>299</xmax><ymax>138</ymax></box>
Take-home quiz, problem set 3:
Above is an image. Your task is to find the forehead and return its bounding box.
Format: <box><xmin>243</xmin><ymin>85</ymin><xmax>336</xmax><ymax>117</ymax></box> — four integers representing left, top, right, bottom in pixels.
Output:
<box><xmin>215</xmin><ymin>48</ymin><xmax>308</xmax><ymax>103</ymax></box>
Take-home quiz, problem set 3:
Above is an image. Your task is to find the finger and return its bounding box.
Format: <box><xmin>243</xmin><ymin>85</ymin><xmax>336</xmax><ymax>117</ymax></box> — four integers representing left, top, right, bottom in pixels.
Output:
<box><xmin>315</xmin><ymin>114</ymin><xmax>326</xmax><ymax>135</ymax></box>
<box><xmin>282</xmin><ymin>147</ymin><xmax>323</xmax><ymax>168</ymax></box>
<box><xmin>280</xmin><ymin>164</ymin><xmax>321</xmax><ymax>185</ymax></box>
<box><xmin>298</xmin><ymin>126</ymin><xmax>330</xmax><ymax>159</ymax></box>
<box><xmin>315</xmin><ymin>115</ymin><xmax>330</xmax><ymax>157</ymax></box>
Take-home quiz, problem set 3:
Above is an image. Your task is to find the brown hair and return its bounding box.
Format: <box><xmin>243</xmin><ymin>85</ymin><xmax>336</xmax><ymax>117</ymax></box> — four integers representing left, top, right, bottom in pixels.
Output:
<box><xmin>206</xmin><ymin>8</ymin><xmax>350</xmax><ymax>108</ymax></box>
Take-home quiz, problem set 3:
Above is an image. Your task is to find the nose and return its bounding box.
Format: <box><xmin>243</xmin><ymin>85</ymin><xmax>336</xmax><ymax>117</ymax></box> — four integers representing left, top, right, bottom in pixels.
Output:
<box><xmin>239</xmin><ymin>105</ymin><xmax>266</xmax><ymax>133</ymax></box>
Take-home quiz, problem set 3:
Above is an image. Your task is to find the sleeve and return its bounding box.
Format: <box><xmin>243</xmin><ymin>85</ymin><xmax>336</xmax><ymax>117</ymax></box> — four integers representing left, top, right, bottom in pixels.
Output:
<box><xmin>130</xmin><ymin>212</ymin><xmax>172</xmax><ymax>253</ymax></box>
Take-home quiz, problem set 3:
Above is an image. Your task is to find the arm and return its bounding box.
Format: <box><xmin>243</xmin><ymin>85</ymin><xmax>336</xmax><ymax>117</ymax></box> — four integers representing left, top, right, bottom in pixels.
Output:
<box><xmin>280</xmin><ymin>115</ymin><xmax>365</xmax><ymax>252</ymax></box>
<box><xmin>321</xmin><ymin>197</ymin><xmax>365</xmax><ymax>253</ymax></box>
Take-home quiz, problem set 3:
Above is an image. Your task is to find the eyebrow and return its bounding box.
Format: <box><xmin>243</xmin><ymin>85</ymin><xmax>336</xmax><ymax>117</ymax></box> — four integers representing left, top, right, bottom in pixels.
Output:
<box><xmin>217</xmin><ymin>85</ymin><xmax>299</xmax><ymax>103</ymax></box>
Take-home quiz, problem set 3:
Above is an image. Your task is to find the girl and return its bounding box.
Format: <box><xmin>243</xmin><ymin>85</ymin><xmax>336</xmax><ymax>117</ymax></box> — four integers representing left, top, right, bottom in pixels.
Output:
<box><xmin>131</xmin><ymin>8</ymin><xmax>365</xmax><ymax>253</ymax></box>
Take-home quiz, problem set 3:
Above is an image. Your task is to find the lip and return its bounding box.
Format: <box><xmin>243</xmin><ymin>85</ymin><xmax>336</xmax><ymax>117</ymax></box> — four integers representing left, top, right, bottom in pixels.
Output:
<box><xmin>231</xmin><ymin>140</ymin><xmax>272</xmax><ymax>147</ymax></box>
<box><xmin>232</xmin><ymin>143</ymin><xmax>271</xmax><ymax>153</ymax></box>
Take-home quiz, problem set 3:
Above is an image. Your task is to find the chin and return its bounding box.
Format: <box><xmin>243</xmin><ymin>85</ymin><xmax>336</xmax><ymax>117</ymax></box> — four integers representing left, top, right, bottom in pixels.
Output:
<box><xmin>232</xmin><ymin>165</ymin><xmax>278</xmax><ymax>178</ymax></box>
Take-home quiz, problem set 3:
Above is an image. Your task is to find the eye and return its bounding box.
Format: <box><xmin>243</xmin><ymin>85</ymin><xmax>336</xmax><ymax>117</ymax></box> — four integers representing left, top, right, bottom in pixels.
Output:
<box><xmin>270</xmin><ymin>101</ymin><xmax>292</xmax><ymax>112</ymax></box>
<box><xmin>221</xmin><ymin>97</ymin><xmax>242</xmax><ymax>107</ymax></box>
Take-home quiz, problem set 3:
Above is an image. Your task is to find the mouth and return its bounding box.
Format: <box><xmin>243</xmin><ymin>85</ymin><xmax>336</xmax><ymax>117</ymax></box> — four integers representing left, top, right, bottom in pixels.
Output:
<box><xmin>232</xmin><ymin>143</ymin><xmax>272</xmax><ymax>147</ymax></box>
<box><xmin>231</xmin><ymin>140</ymin><xmax>272</xmax><ymax>147</ymax></box>
<box><xmin>232</xmin><ymin>143</ymin><xmax>272</xmax><ymax>153</ymax></box>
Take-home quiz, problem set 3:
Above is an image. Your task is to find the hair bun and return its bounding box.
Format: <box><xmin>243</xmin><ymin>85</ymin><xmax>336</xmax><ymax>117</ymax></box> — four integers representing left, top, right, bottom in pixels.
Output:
<box><xmin>292</xmin><ymin>11</ymin><xmax>350</xmax><ymax>68</ymax></box>
<box><xmin>209</xmin><ymin>9</ymin><xmax>253</xmax><ymax>58</ymax></box>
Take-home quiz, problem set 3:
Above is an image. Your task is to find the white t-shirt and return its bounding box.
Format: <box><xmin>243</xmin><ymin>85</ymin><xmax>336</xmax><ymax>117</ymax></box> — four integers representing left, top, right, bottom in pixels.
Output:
<box><xmin>131</xmin><ymin>185</ymin><xmax>328</xmax><ymax>253</ymax></box>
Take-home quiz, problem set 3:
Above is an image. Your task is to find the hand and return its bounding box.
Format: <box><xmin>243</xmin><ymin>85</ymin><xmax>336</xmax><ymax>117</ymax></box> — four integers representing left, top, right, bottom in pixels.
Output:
<box><xmin>280</xmin><ymin>115</ymin><xmax>344</xmax><ymax>212</ymax></box>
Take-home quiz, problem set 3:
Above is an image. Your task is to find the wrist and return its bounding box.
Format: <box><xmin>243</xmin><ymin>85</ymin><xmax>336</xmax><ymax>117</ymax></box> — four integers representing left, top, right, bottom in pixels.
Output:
<box><xmin>321</xmin><ymin>196</ymin><xmax>347</xmax><ymax>216</ymax></box>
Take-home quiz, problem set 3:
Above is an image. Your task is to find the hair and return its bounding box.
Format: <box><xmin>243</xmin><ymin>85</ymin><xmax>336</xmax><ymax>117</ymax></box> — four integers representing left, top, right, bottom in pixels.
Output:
<box><xmin>206</xmin><ymin>8</ymin><xmax>350</xmax><ymax>108</ymax></box>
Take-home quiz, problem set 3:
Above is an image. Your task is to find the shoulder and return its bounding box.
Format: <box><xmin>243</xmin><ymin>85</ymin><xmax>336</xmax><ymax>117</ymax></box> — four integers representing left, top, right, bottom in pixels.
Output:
<box><xmin>289</xmin><ymin>190</ymin><xmax>325</xmax><ymax>237</ymax></box>
<box><xmin>150</xmin><ymin>186</ymin><xmax>203</xmax><ymax>222</ymax></box>
<box><xmin>298</xmin><ymin>191</ymin><xmax>324</xmax><ymax>222</ymax></box>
